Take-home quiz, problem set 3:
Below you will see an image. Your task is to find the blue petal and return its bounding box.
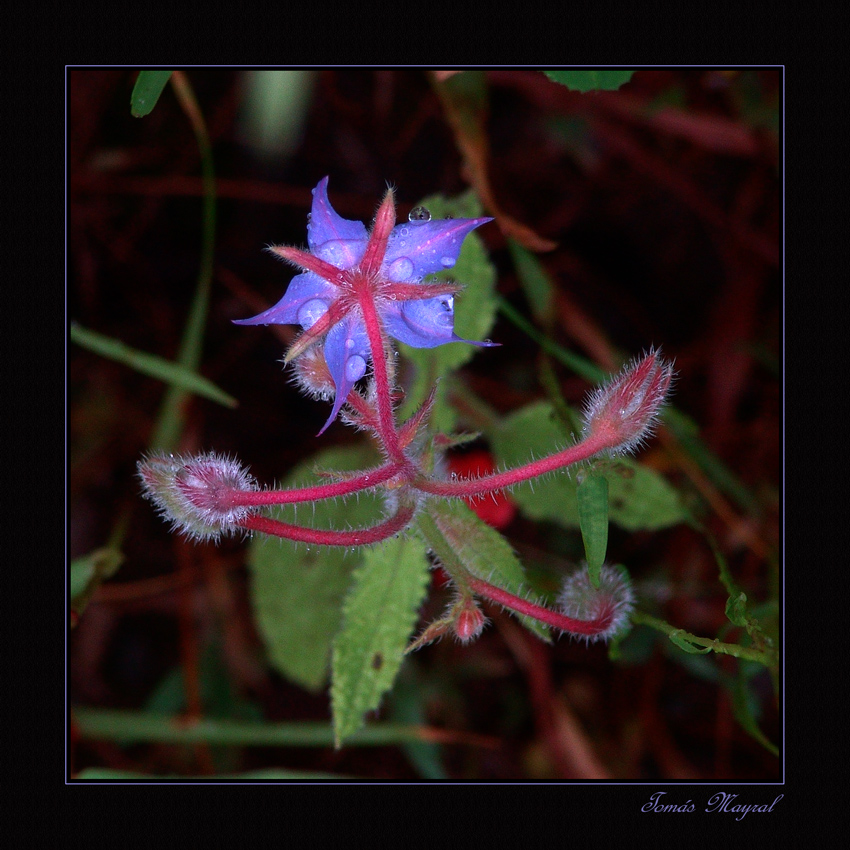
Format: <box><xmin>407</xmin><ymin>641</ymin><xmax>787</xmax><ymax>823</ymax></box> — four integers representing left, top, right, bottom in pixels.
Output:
<box><xmin>382</xmin><ymin>296</ymin><xmax>499</xmax><ymax>350</ymax></box>
<box><xmin>307</xmin><ymin>176</ymin><xmax>368</xmax><ymax>266</ymax></box>
<box><xmin>383</xmin><ymin>217</ymin><xmax>492</xmax><ymax>280</ymax></box>
<box><xmin>318</xmin><ymin>316</ymin><xmax>371</xmax><ymax>434</ymax></box>
<box><xmin>232</xmin><ymin>273</ymin><xmax>335</xmax><ymax>327</ymax></box>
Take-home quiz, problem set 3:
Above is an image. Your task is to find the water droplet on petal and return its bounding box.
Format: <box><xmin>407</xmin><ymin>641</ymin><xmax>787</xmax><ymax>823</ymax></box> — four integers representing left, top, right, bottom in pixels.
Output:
<box><xmin>440</xmin><ymin>256</ymin><xmax>455</xmax><ymax>268</ymax></box>
<box><xmin>400</xmin><ymin>227</ymin><xmax>410</xmax><ymax>237</ymax></box>
<box><xmin>408</xmin><ymin>206</ymin><xmax>431</xmax><ymax>223</ymax></box>
<box><xmin>388</xmin><ymin>257</ymin><xmax>414</xmax><ymax>281</ymax></box>
<box><xmin>345</xmin><ymin>354</ymin><xmax>367</xmax><ymax>382</ymax></box>
<box><xmin>345</xmin><ymin>337</ymin><xmax>355</xmax><ymax>349</ymax></box>
<box><xmin>297</xmin><ymin>298</ymin><xmax>329</xmax><ymax>329</ymax></box>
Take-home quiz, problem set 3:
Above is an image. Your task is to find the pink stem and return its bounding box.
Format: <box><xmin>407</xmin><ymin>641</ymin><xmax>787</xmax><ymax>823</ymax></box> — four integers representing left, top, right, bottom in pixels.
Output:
<box><xmin>417</xmin><ymin>432</ymin><xmax>613</xmax><ymax>498</ymax></box>
<box><xmin>238</xmin><ymin>504</ymin><xmax>415</xmax><ymax>547</ymax></box>
<box><xmin>225</xmin><ymin>463</ymin><xmax>402</xmax><ymax>506</ymax></box>
<box><xmin>468</xmin><ymin>577</ymin><xmax>612</xmax><ymax>637</ymax></box>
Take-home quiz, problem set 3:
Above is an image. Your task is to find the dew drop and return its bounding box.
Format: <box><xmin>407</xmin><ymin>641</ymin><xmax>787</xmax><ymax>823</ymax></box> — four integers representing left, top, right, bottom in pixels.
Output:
<box><xmin>388</xmin><ymin>256</ymin><xmax>415</xmax><ymax>281</ymax></box>
<box><xmin>408</xmin><ymin>206</ymin><xmax>431</xmax><ymax>223</ymax></box>
<box><xmin>345</xmin><ymin>354</ymin><xmax>367</xmax><ymax>382</ymax></box>
<box><xmin>297</xmin><ymin>298</ymin><xmax>329</xmax><ymax>329</ymax></box>
<box><xmin>440</xmin><ymin>256</ymin><xmax>455</xmax><ymax>268</ymax></box>
<box><xmin>400</xmin><ymin>227</ymin><xmax>410</xmax><ymax>237</ymax></box>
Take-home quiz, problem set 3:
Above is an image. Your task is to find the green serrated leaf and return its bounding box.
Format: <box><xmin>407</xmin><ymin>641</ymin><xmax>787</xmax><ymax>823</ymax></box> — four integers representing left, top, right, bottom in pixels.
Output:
<box><xmin>577</xmin><ymin>473</ymin><xmax>608</xmax><ymax>587</ymax></box>
<box><xmin>246</xmin><ymin>445</ymin><xmax>385</xmax><ymax>692</ymax></box>
<box><xmin>131</xmin><ymin>70</ymin><xmax>173</xmax><ymax>117</ymax></box>
<box><xmin>419</xmin><ymin>500</ymin><xmax>551</xmax><ymax>644</ymax></box>
<box><xmin>71</xmin><ymin>324</ymin><xmax>237</xmax><ymax>408</ymax></box>
<box><xmin>492</xmin><ymin>401</ymin><xmax>687</xmax><ymax>531</ymax></box>
<box><xmin>331</xmin><ymin>536</ymin><xmax>431</xmax><ymax>747</ymax></box>
<box><xmin>668</xmin><ymin>631</ymin><xmax>713</xmax><ymax>654</ymax></box>
<box><xmin>396</xmin><ymin>191</ymin><xmax>497</xmax><ymax>433</ymax></box>
<box><xmin>543</xmin><ymin>70</ymin><xmax>635</xmax><ymax>93</ymax></box>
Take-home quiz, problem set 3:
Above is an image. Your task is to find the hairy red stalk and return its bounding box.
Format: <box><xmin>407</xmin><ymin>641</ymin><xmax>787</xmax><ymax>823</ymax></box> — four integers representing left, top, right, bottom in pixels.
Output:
<box><xmin>468</xmin><ymin>577</ymin><xmax>613</xmax><ymax>637</ymax></box>
<box><xmin>359</xmin><ymin>189</ymin><xmax>396</xmax><ymax>276</ymax></box>
<box><xmin>269</xmin><ymin>245</ymin><xmax>348</xmax><ymax>287</ymax></box>
<box><xmin>238</xmin><ymin>503</ymin><xmax>415</xmax><ymax>547</ymax></box>
<box><xmin>417</xmin><ymin>431</ymin><xmax>614</xmax><ymax>498</ymax></box>
<box><xmin>223</xmin><ymin>462</ymin><xmax>403</xmax><ymax>506</ymax></box>
<box><xmin>384</xmin><ymin>280</ymin><xmax>462</xmax><ymax>301</ymax></box>
<box><xmin>284</xmin><ymin>300</ymin><xmax>352</xmax><ymax>363</ymax></box>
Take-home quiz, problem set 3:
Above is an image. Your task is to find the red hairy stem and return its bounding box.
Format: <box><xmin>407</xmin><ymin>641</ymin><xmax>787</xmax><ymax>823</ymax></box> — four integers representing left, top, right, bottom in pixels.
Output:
<box><xmin>416</xmin><ymin>431</ymin><xmax>614</xmax><ymax>498</ymax></box>
<box><xmin>238</xmin><ymin>503</ymin><xmax>416</xmax><ymax>547</ymax></box>
<box><xmin>223</xmin><ymin>462</ymin><xmax>403</xmax><ymax>506</ymax></box>
<box><xmin>468</xmin><ymin>577</ymin><xmax>613</xmax><ymax>637</ymax></box>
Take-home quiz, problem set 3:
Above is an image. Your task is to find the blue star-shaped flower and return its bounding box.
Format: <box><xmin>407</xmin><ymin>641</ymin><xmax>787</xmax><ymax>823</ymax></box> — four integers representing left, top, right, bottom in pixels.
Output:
<box><xmin>235</xmin><ymin>177</ymin><xmax>495</xmax><ymax>432</ymax></box>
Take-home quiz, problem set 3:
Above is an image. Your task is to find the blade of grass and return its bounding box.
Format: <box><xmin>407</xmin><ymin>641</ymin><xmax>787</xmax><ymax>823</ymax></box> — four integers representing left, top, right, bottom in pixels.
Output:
<box><xmin>72</xmin><ymin>707</ymin><xmax>490</xmax><ymax>748</ymax></box>
<box><xmin>71</xmin><ymin>324</ymin><xmax>236</xmax><ymax>408</ymax></box>
<box><xmin>130</xmin><ymin>70</ymin><xmax>173</xmax><ymax>117</ymax></box>
<box><xmin>150</xmin><ymin>70</ymin><xmax>217</xmax><ymax>451</ymax></box>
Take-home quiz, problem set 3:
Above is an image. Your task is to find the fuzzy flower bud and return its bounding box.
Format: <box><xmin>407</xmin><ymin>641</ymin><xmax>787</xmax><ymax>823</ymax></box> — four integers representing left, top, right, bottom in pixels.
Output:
<box><xmin>581</xmin><ymin>348</ymin><xmax>674</xmax><ymax>455</ymax></box>
<box><xmin>557</xmin><ymin>564</ymin><xmax>635</xmax><ymax>643</ymax></box>
<box><xmin>138</xmin><ymin>452</ymin><xmax>260</xmax><ymax>542</ymax></box>
<box><xmin>452</xmin><ymin>597</ymin><xmax>488</xmax><ymax>643</ymax></box>
<box><xmin>291</xmin><ymin>346</ymin><xmax>336</xmax><ymax>400</ymax></box>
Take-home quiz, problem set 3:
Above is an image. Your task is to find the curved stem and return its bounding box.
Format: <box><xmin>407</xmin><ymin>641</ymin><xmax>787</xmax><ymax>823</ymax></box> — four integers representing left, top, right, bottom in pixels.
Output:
<box><xmin>238</xmin><ymin>504</ymin><xmax>415</xmax><ymax>547</ymax></box>
<box><xmin>468</xmin><ymin>577</ymin><xmax>612</xmax><ymax>637</ymax></box>
<box><xmin>417</xmin><ymin>432</ymin><xmax>613</xmax><ymax>498</ymax></box>
<box><xmin>631</xmin><ymin>611</ymin><xmax>778</xmax><ymax>667</ymax></box>
<box><xmin>225</xmin><ymin>462</ymin><xmax>402</xmax><ymax>506</ymax></box>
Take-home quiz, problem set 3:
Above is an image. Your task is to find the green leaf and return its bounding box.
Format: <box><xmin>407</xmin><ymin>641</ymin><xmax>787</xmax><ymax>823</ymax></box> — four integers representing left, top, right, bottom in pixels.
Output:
<box><xmin>576</xmin><ymin>473</ymin><xmax>608</xmax><ymax>587</ymax></box>
<box><xmin>543</xmin><ymin>70</ymin><xmax>635</xmax><ymax>93</ymax></box>
<box><xmin>418</xmin><ymin>500</ymin><xmax>551</xmax><ymax>644</ymax></box>
<box><xmin>668</xmin><ymin>631</ymin><xmax>713</xmax><ymax>654</ymax></box>
<box><xmin>247</xmin><ymin>445</ymin><xmax>385</xmax><ymax>692</ymax></box>
<box><xmin>71</xmin><ymin>323</ymin><xmax>236</xmax><ymax>408</ymax></box>
<box><xmin>605</xmin><ymin>458</ymin><xmax>687</xmax><ymax>530</ymax></box>
<box><xmin>331</xmin><ymin>536</ymin><xmax>431</xmax><ymax>747</ymax></box>
<box><xmin>131</xmin><ymin>71</ymin><xmax>173</xmax><ymax>117</ymax></box>
<box><xmin>491</xmin><ymin>401</ymin><xmax>687</xmax><ymax>531</ymax></box>
<box><xmin>396</xmin><ymin>190</ymin><xmax>498</xmax><ymax>433</ymax></box>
